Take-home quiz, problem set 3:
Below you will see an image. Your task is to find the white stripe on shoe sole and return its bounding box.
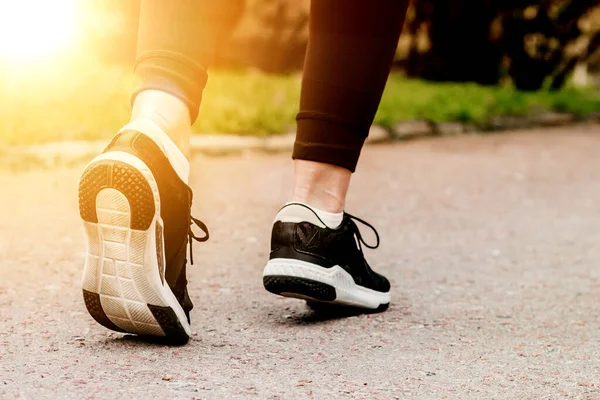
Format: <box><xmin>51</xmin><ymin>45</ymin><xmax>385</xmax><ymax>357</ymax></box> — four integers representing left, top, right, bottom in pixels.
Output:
<box><xmin>80</xmin><ymin>151</ymin><xmax>191</xmax><ymax>338</ymax></box>
<box><xmin>263</xmin><ymin>258</ymin><xmax>390</xmax><ymax>309</ymax></box>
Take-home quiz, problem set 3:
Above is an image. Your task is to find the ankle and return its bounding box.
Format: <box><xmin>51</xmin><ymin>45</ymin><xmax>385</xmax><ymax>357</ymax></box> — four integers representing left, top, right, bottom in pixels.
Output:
<box><xmin>292</xmin><ymin>160</ymin><xmax>351</xmax><ymax>213</ymax></box>
<box><xmin>131</xmin><ymin>90</ymin><xmax>192</xmax><ymax>156</ymax></box>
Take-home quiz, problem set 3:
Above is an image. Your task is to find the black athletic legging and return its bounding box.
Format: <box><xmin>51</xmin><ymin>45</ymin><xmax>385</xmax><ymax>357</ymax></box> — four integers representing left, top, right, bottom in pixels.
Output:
<box><xmin>135</xmin><ymin>0</ymin><xmax>409</xmax><ymax>172</ymax></box>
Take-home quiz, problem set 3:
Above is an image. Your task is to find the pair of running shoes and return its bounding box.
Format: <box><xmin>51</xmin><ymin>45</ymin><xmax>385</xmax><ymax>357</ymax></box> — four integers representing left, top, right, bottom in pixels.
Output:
<box><xmin>79</xmin><ymin>125</ymin><xmax>390</xmax><ymax>344</ymax></box>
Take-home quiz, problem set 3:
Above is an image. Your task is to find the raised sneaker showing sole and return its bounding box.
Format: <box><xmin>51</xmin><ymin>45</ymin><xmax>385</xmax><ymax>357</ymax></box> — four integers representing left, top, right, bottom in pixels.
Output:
<box><xmin>79</xmin><ymin>151</ymin><xmax>191</xmax><ymax>344</ymax></box>
<box><xmin>263</xmin><ymin>258</ymin><xmax>390</xmax><ymax>311</ymax></box>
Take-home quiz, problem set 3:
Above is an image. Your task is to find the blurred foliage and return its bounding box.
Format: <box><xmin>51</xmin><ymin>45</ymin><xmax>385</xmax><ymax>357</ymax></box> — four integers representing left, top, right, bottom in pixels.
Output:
<box><xmin>226</xmin><ymin>0</ymin><xmax>309</xmax><ymax>71</ymax></box>
<box><xmin>84</xmin><ymin>0</ymin><xmax>600</xmax><ymax>91</ymax></box>
<box><xmin>405</xmin><ymin>0</ymin><xmax>600</xmax><ymax>90</ymax></box>
<box><xmin>2</xmin><ymin>63</ymin><xmax>598</xmax><ymax>146</ymax></box>
<box><xmin>505</xmin><ymin>1</ymin><xmax>600</xmax><ymax>90</ymax></box>
<box><xmin>83</xmin><ymin>0</ymin><xmax>309</xmax><ymax>71</ymax></box>
<box><xmin>3</xmin><ymin>1</ymin><xmax>598</xmax><ymax>147</ymax></box>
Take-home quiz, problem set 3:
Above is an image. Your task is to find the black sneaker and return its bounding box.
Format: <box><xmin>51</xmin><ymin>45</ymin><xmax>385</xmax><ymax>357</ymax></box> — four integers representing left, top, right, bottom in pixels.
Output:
<box><xmin>78</xmin><ymin>128</ymin><xmax>208</xmax><ymax>344</ymax></box>
<box><xmin>263</xmin><ymin>203</ymin><xmax>390</xmax><ymax>311</ymax></box>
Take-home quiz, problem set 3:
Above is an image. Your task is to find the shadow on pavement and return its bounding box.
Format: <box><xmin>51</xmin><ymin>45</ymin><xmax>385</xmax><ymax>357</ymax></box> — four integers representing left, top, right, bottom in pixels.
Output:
<box><xmin>107</xmin><ymin>334</ymin><xmax>191</xmax><ymax>347</ymax></box>
<box><xmin>281</xmin><ymin>301</ymin><xmax>389</xmax><ymax>324</ymax></box>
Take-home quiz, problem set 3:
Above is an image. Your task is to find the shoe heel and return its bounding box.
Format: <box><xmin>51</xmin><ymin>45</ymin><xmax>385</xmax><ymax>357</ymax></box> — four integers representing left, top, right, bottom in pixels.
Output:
<box><xmin>79</xmin><ymin>158</ymin><xmax>161</xmax><ymax>336</ymax></box>
<box><xmin>78</xmin><ymin>154</ymin><xmax>191</xmax><ymax>344</ymax></box>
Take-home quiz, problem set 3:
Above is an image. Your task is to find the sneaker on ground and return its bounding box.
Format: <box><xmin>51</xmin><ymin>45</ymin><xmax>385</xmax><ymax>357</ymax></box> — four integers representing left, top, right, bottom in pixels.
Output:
<box><xmin>263</xmin><ymin>203</ymin><xmax>390</xmax><ymax>311</ymax></box>
<box><xmin>78</xmin><ymin>126</ymin><xmax>208</xmax><ymax>344</ymax></box>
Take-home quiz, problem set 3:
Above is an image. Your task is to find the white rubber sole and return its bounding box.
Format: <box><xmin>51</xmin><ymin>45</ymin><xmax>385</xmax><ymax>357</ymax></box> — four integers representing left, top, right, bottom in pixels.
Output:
<box><xmin>79</xmin><ymin>151</ymin><xmax>191</xmax><ymax>341</ymax></box>
<box><xmin>263</xmin><ymin>258</ymin><xmax>390</xmax><ymax>310</ymax></box>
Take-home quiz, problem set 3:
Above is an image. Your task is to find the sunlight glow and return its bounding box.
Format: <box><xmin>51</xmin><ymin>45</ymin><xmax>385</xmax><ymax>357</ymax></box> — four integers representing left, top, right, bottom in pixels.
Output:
<box><xmin>0</xmin><ymin>0</ymin><xmax>78</xmax><ymax>62</ymax></box>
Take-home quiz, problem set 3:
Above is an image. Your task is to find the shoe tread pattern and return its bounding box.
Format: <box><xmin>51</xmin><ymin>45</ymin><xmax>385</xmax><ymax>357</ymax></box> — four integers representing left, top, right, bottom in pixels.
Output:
<box><xmin>82</xmin><ymin>289</ymin><xmax>126</xmax><ymax>333</ymax></box>
<box><xmin>263</xmin><ymin>275</ymin><xmax>337</xmax><ymax>302</ymax></box>
<box><xmin>79</xmin><ymin>160</ymin><xmax>155</xmax><ymax>230</ymax></box>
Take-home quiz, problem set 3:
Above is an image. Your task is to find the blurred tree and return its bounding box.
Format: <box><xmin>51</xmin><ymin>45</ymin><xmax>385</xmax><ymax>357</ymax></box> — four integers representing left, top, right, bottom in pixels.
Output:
<box><xmin>82</xmin><ymin>0</ymin><xmax>599</xmax><ymax>90</ymax></box>
<box><xmin>405</xmin><ymin>0</ymin><xmax>504</xmax><ymax>85</ymax></box>
<box><xmin>406</xmin><ymin>0</ymin><xmax>600</xmax><ymax>90</ymax></box>
<box><xmin>219</xmin><ymin>0</ymin><xmax>309</xmax><ymax>71</ymax></box>
<box><xmin>504</xmin><ymin>1</ymin><xmax>600</xmax><ymax>90</ymax></box>
<box><xmin>83</xmin><ymin>0</ymin><xmax>308</xmax><ymax>71</ymax></box>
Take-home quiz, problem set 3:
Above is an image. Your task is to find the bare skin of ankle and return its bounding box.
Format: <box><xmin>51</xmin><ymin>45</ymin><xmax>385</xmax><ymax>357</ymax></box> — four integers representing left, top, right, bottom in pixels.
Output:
<box><xmin>131</xmin><ymin>90</ymin><xmax>192</xmax><ymax>157</ymax></box>
<box><xmin>292</xmin><ymin>159</ymin><xmax>352</xmax><ymax>213</ymax></box>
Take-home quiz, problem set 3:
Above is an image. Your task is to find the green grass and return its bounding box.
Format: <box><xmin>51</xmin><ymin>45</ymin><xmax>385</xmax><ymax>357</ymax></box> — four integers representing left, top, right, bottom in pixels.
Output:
<box><xmin>196</xmin><ymin>71</ymin><xmax>301</xmax><ymax>135</ymax></box>
<box><xmin>1</xmin><ymin>61</ymin><xmax>598</xmax><ymax>146</ymax></box>
<box><xmin>376</xmin><ymin>76</ymin><xmax>600</xmax><ymax>126</ymax></box>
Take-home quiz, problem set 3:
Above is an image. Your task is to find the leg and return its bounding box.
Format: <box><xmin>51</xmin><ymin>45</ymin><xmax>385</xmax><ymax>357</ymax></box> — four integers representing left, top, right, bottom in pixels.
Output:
<box><xmin>293</xmin><ymin>0</ymin><xmax>409</xmax><ymax>212</ymax></box>
<box><xmin>79</xmin><ymin>0</ymin><xmax>242</xmax><ymax>343</ymax></box>
<box><xmin>264</xmin><ymin>0</ymin><xmax>410</xmax><ymax>311</ymax></box>
<box><xmin>132</xmin><ymin>0</ymin><xmax>243</xmax><ymax>157</ymax></box>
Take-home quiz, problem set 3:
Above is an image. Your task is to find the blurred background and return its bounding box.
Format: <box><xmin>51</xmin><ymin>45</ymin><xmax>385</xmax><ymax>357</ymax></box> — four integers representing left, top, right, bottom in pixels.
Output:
<box><xmin>0</xmin><ymin>0</ymin><xmax>599</xmax><ymax>146</ymax></box>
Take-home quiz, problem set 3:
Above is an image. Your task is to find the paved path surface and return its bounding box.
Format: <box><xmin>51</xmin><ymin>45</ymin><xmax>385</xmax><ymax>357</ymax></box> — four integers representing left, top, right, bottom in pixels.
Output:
<box><xmin>2</xmin><ymin>125</ymin><xmax>600</xmax><ymax>399</ymax></box>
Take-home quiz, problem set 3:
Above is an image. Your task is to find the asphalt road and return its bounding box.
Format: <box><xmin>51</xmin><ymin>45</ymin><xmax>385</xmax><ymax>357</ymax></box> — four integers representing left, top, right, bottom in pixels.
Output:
<box><xmin>1</xmin><ymin>125</ymin><xmax>600</xmax><ymax>399</ymax></box>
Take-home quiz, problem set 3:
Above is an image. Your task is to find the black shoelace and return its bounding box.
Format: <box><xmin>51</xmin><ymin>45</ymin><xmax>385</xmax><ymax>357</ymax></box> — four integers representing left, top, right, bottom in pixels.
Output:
<box><xmin>187</xmin><ymin>213</ymin><xmax>377</xmax><ymax>265</ymax></box>
<box><xmin>188</xmin><ymin>216</ymin><xmax>209</xmax><ymax>265</ymax></box>
<box><xmin>345</xmin><ymin>213</ymin><xmax>380</xmax><ymax>252</ymax></box>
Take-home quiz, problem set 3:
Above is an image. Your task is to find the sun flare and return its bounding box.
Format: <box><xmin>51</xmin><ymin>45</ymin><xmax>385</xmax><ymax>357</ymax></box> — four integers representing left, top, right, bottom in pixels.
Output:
<box><xmin>0</xmin><ymin>0</ymin><xmax>78</xmax><ymax>62</ymax></box>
